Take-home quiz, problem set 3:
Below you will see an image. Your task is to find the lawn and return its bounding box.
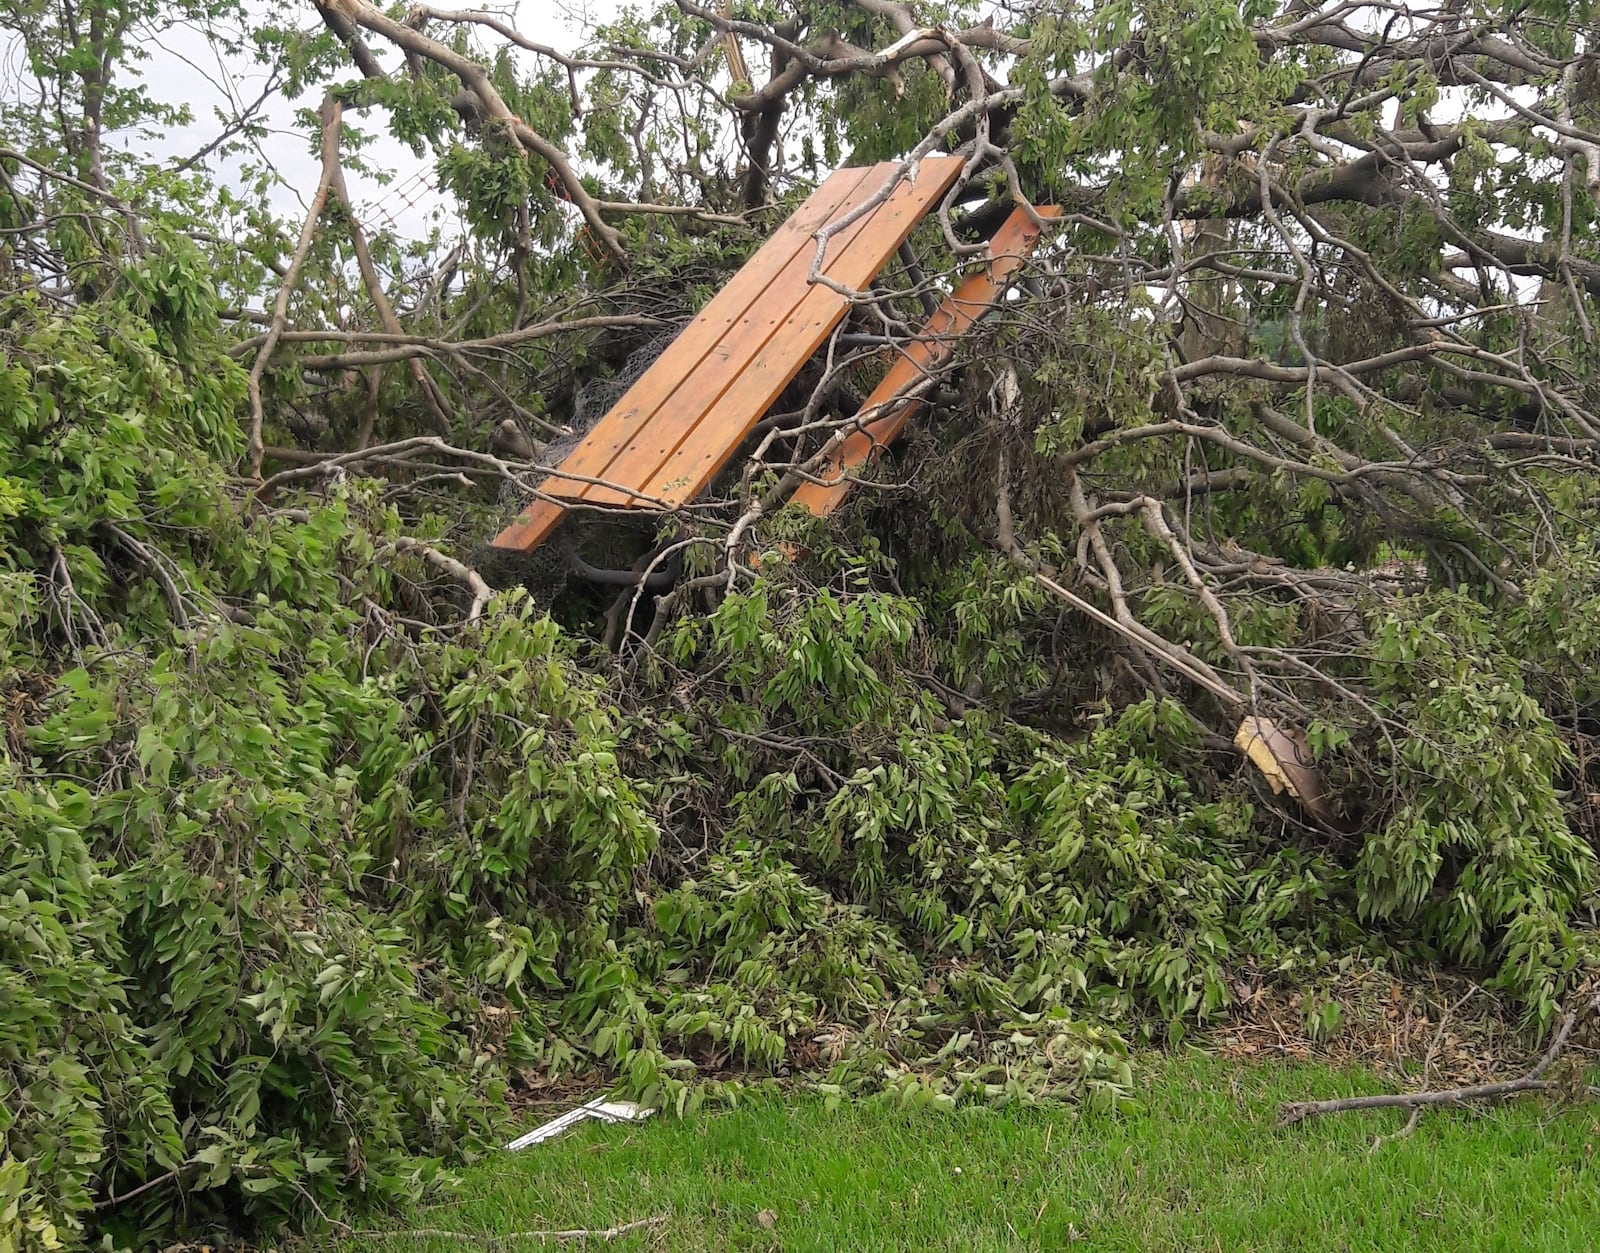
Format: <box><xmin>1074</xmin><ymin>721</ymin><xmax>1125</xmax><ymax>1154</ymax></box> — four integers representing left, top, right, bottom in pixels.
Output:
<box><xmin>342</xmin><ymin>1054</ymin><xmax>1600</xmax><ymax>1251</ymax></box>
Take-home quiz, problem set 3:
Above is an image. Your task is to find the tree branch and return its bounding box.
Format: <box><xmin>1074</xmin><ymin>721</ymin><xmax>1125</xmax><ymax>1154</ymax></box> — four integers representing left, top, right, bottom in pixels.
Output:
<box><xmin>326</xmin><ymin>0</ymin><xmax>626</xmax><ymax>261</ymax></box>
<box><xmin>246</xmin><ymin>94</ymin><xmax>342</xmax><ymax>478</ymax></box>
<box><xmin>390</xmin><ymin>536</ymin><xmax>492</xmax><ymax>622</ymax></box>
<box><xmin>1281</xmin><ymin>990</ymin><xmax>1600</xmax><ymax>1126</ymax></box>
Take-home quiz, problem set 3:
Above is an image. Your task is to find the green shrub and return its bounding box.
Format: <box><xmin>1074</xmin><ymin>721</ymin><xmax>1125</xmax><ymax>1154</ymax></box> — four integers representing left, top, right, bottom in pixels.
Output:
<box><xmin>4</xmin><ymin>242</ymin><xmax>1599</xmax><ymax>1251</ymax></box>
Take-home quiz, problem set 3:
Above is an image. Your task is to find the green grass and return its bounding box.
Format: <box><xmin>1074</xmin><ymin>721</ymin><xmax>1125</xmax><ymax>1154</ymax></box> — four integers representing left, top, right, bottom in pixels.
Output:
<box><xmin>345</xmin><ymin>1055</ymin><xmax>1600</xmax><ymax>1251</ymax></box>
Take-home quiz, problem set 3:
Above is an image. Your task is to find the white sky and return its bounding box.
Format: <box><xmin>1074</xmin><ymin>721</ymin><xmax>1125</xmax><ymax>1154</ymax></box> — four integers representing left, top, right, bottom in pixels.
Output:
<box><xmin>1</xmin><ymin>2</ymin><xmax>1556</xmax><ymax>307</ymax></box>
<box><xmin>129</xmin><ymin>1</ymin><xmax>625</xmax><ymax>242</ymax></box>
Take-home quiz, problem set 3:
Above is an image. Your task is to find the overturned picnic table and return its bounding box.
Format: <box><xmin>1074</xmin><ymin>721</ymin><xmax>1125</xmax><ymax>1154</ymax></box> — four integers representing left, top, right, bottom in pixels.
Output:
<box><xmin>492</xmin><ymin>157</ymin><xmax>1056</xmax><ymax>555</ymax></box>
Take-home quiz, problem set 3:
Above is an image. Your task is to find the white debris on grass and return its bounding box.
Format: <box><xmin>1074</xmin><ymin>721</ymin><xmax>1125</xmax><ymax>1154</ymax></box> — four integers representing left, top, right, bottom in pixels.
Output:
<box><xmin>505</xmin><ymin>1096</ymin><xmax>655</xmax><ymax>1151</ymax></box>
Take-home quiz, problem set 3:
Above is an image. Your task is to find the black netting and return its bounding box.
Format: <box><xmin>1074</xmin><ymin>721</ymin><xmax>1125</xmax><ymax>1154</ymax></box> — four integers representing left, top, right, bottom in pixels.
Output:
<box><xmin>479</xmin><ymin>325</ymin><xmax>685</xmax><ymax>599</ymax></box>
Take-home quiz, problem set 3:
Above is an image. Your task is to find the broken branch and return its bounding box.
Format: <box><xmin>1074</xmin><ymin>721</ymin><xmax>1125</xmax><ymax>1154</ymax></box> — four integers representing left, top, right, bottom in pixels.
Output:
<box><xmin>1280</xmin><ymin>990</ymin><xmax>1600</xmax><ymax>1127</ymax></box>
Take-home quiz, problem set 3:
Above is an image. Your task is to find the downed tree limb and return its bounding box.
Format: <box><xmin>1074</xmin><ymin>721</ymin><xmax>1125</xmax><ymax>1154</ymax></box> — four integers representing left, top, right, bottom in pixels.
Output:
<box><xmin>99</xmin><ymin>523</ymin><xmax>194</xmax><ymax>636</ymax></box>
<box><xmin>325</xmin><ymin>145</ymin><xmax>455</xmax><ymax>437</ymax></box>
<box><xmin>1280</xmin><ymin>989</ymin><xmax>1600</xmax><ymax>1127</ymax></box>
<box><xmin>227</xmin><ymin>313</ymin><xmax>667</xmax><ymax>364</ymax></box>
<box><xmin>390</xmin><ymin>535</ymin><xmax>493</xmax><ymax>622</ymax></box>
<box><xmin>246</xmin><ymin>94</ymin><xmax>341</xmax><ymax>478</ymax></box>
<box><xmin>327</xmin><ymin>0</ymin><xmax>627</xmax><ymax>261</ymax></box>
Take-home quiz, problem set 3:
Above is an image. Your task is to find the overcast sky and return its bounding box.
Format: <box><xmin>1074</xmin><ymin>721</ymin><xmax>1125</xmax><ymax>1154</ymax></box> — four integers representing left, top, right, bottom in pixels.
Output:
<box><xmin>4</xmin><ymin>2</ymin><xmax>1547</xmax><ymax>307</ymax></box>
<box><xmin>132</xmin><ymin>1</ymin><xmax>625</xmax><ymax>241</ymax></box>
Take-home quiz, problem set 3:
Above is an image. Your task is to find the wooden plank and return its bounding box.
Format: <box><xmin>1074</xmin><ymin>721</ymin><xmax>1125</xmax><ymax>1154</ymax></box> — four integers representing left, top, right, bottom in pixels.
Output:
<box><xmin>598</xmin><ymin>155</ymin><xmax>968</xmax><ymax>508</ymax></box>
<box><xmin>490</xmin><ymin>495</ymin><xmax>569</xmax><ymax>554</ymax></box>
<box><xmin>574</xmin><ymin>161</ymin><xmax>909</xmax><ymax>508</ymax></box>
<box><xmin>788</xmin><ymin>205</ymin><xmax>1060</xmax><ymax>519</ymax></box>
<box><xmin>489</xmin><ymin>165</ymin><xmax>879</xmax><ymax>553</ymax></box>
<box><xmin>542</xmin><ymin>167</ymin><xmax>882</xmax><ymax>497</ymax></box>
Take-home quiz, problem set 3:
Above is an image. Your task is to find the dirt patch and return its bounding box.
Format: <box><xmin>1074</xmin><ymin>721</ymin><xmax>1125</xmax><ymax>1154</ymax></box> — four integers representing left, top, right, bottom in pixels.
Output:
<box><xmin>1204</xmin><ymin>967</ymin><xmax>1559</xmax><ymax>1088</ymax></box>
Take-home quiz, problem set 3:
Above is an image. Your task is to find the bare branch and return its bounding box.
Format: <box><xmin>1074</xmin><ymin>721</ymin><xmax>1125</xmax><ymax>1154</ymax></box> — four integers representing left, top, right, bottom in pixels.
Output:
<box><xmin>246</xmin><ymin>94</ymin><xmax>342</xmax><ymax>479</ymax></box>
<box><xmin>390</xmin><ymin>535</ymin><xmax>492</xmax><ymax>622</ymax></box>
<box><xmin>1281</xmin><ymin>991</ymin><xmax>1600</xmax><ymax>1126</ymax></box>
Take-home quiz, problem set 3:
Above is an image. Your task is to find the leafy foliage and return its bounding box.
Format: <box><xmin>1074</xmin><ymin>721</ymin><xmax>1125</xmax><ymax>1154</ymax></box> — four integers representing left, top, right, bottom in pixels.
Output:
<box><xmin>7</xmin><ymin>0</ymin><xmax>1600</xmax><ymax>1248</ymax></box>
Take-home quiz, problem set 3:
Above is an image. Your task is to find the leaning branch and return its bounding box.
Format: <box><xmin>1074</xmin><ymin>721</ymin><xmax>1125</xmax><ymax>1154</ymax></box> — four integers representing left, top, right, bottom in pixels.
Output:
<box><xmin>326</xmin><ymin>0</ymin><xmax>626</xmax><ymax>260</ymax></box>
<box><xmin>390</xmin><ymin>536</ymin><xmax>493</xmax><ymax>622</ymax></box>
<box><xmin>325</xmin><ymin>146</ymin><xmax>454</xmax><ymax>437</ymax></box>
<box><xmin>246</xmin><ymin>95</ymin><xmax>342</xmax><ymax>478</ymax></box>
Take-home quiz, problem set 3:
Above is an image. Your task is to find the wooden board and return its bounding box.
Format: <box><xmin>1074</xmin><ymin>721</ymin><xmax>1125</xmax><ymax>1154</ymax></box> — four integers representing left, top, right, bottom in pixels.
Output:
<box><xmin>489</xmin><ymin>157</ymin><xmax>966</xmax><ymax>551</ymax></box>
<box><xmin>601</xmin><ymin>157</ymin><xmax>967</xmax><ymax>508</ymax></box>
<box><xmin>788</xmin><ymin>205</ymin><xmax>1060</xmax><ymax>519</ymax></box>
<box><xmin>489</xmin><ymin>164</ymin><xmax>882</xmax><ymax>553</ymax></box>
<box><xmin>490</xmin><ymin>494</ymin><xmax>570</xmax><ymax>556</ymax></box>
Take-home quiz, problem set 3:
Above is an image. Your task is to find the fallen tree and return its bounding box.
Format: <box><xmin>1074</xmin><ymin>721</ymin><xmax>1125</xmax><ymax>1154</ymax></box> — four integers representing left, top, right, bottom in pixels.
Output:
<box><xmin>5</xmin><ymin>0</ymin><xmax>1600</xmax><ymax>1246</ymax></box>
